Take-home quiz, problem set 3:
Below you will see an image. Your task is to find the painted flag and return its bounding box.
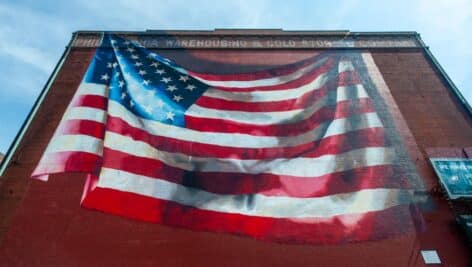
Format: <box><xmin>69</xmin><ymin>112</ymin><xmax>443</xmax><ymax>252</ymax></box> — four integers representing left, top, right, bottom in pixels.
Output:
<box><xmin>32</xmin><ymin>34</ymin><xmax>417</xmax><ymax>244</ymax></box>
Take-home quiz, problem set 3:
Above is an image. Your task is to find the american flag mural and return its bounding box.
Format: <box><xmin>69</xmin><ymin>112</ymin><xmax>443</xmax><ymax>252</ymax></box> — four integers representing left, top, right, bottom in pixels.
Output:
<box><xmin>32</xmin><ymin>34</ymin><xmax>419</xmax><ymax>244</ymax></box>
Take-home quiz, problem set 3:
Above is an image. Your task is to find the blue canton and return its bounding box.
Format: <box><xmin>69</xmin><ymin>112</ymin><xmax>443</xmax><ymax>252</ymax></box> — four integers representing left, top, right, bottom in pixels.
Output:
<box><xmin>84</xmin><ymin>34</ymin><xmax>210</xmax><ymax>127</ymax></box>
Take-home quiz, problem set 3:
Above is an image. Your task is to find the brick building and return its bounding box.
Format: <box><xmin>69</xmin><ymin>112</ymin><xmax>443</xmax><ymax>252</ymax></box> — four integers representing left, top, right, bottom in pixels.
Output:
<box><xmin>0</xmin><ymin>29</ymin><xmax>471</xmax><ymax>266</ymax></box>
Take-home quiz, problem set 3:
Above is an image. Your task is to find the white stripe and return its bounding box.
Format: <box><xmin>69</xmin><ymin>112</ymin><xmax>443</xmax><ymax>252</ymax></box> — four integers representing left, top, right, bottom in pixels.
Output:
<box><xmin>203</xmin><ymin>70</ymin><xmax>333</xmax><ymax>103</ymax></box>
<box><xmin>107</xmin><ymin>100</ymin><xmax>383</xmax><ymax>148</ymax></box>
<box><xmin>339</xmin><ymin>60</ymin><xmax>355</xmax><ymax>73</ymax></box>
<box><xmin>55</xmin><ymin>83</ymin><xmax>107</xmax><ymax>125</ymax></box>
<box><xmin>104</xmin><ymin>131</ymin><xmax>392</xmax><ymax>177</ymax></box>
<box><xmin>62</xmin><ymin>106</ymin><xmax>107</xmax><ymax>123</ymax></box>
<box><xmin>44</xmin><ymin>134</ymin><xmax>103</xmax><ymax>155</ymax></box>
<box><xmin>188</xmin><ymin>85</ymin><xmax>369</xmax><ymax>125</ymax></box>
<box><xmin>188</xmin><ymin>105</ymin><xmax>303</xmax><ymax>125</ymax></box>
<box><xmin>97</xmin><ymin>167</ymin><xmax>409</xmax><ymax>218</ymax></box>
<box><xmin>195</xmin><ymin>57</ymin><xmax>329</xmax><ymax>88</ymax></box>
<box><xmin>76</xmin><ymin>82</ymin><xmax>108</xmax><ymax>97</ymax></box>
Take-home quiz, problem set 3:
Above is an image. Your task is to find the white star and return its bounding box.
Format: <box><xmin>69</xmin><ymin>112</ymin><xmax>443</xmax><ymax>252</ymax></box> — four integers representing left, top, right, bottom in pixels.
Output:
<box><xmin>156</xmin><ymin>99</ymin><xmax>164</xmax><ymax>109</ymax></box>
<box><xmin>110</xmin><ymin>39</ymin><xmax>117</xmax><ymax>44</ymax></box>
<box><xmin>155</xmin><ymin>69</ymin><xmax>166</xmax><ymax>75</ymax></box>
<box><xmin>131</xmin><ymin>54</ymin><xmax>139</xmax><ymax>59</ymax></box>
<box><xmin>114</xmin><ymin>72</ymin><xmax>120</xmax><ymax>77</ymax></box>
<box><xmin>124</xmin><ymin>41</ymin><xmax>130</xmax><ymax>45</ymax></box>
<box><xmin>130</xmin><ymin>100</ymin><xmax>135</xmax><ymax>107</ymax></box>
<box><xmin>142</xmin><ymin>79</ymin><xmax>150</xmax><ymax>86</ymax></box>
<box><xmin>161</xmin><ymin>77</ymin><xmax>172</xmax><ymax>83</ymax></box>
<box><xmin>150</xmin><ymin>62</ymin><xmax>160</xmax><ymax>68</ymax></box>
<box><xmin>112</xmin><ymin>62</ymin><xmax>118</xmax><ymax>68</ymax></box>
<box><xmin>135</xmin><ymin>61</ymin><xmax>143</xmax><ymax>67</ymax></box>
<box><xmin>166</xmin><ymin>85</ymin><xmax>177</xmax><ymax>92</ymax></box>
<box><xmin>179</xmin><ymin>75</ymin><xmax>190</xmax><ymax>82</ymax></box>
<box><xmin>185</xmin><ymin>84</ymin><xmax>196</xmax><ymax>91</ymax></box>
<box><xmin>148</xmin><ymin>52</ymin><xmax>157</xmax><ymax>58</ymax></box>
<box><xmin>107</xmin><ymin>62</ymin><xmax>113</xmax><ymax>68</ymax></box>
<box><xmin>127</xmin><ymin>47</ymin><xmax>135</xmax><ymax>53</ymax></box>
<box><xmin>166</xmin><ymin>111</ymin><xmax>175</xmax><ymax>121</ymax></box>
<box><xmin>173</xmin><ymin>95</ymin><xmax>183</xmax><ymax>102</ymax></box>
<box><xmin>143</xmin><ymin>105</ymin><xmax>153</xmax><ymax>114</ymax></box>
<box><xmin>118</xmin><ymin>80</ymin><xmax>125</xmax><ymax>88</ymax></box>
<box><xmin>100</xmin><ymin>73</ymin><xmax>110</xmax><ymax>81</ymax></box>
<box><xmin>121</xmin><ymin>92</ymin><xmax>126</xmax><ymax>99</ymax></box>
<box><xmin>138</xmin><ymin>70</ymin><xmax>147</xmax><ymax>76</ymax></box>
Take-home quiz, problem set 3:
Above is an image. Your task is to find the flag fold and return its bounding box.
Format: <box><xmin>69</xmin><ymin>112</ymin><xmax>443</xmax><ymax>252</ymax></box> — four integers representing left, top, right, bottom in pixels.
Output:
<box><xmin>32</xmin><ymin>34</ymin><xmax>418</xmax><ymax>244</ymax></box>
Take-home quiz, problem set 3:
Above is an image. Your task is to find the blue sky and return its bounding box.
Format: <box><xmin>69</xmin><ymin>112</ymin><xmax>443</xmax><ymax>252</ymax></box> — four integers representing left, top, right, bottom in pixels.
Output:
<box><xmin>0</xmin><ymin>0</ymin><xmax>471</xmax><ymax>153</ymax></box>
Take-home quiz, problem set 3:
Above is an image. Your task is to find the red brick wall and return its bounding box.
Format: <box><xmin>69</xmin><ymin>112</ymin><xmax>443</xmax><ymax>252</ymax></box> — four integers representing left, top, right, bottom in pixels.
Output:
<box><xmin>0</xmin><ymin>49</ymin><xmax>95</xmax><ymax>245</ymax></box>
<box><xmin>372</xmin><ymin>51</ymin><xmax>471</xmax><ymax>147</ymax></box>
<box><xmin>0</xmin><ymin>48</ymin><xmax>470</xmax><ymax>266</ymax></box>
<box><xmin>372</xmin><ymin>51</ymin><xmax>472</xmax><ymax>267</ymax></box>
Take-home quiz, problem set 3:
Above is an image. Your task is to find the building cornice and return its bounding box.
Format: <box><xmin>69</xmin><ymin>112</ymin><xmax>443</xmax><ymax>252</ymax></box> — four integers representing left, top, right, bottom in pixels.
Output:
<box><xmin>71</xmin><ymin>29</ymin><xmax>422</xmax><ymax>49</ymax></box>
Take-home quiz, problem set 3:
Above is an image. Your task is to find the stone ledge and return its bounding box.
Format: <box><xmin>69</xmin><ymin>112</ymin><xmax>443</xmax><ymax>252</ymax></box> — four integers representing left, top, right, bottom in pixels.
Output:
<box><xmin>71</xmin><ymin>30</ymin><xmax>421</xmax><ymax>49</ymax></box>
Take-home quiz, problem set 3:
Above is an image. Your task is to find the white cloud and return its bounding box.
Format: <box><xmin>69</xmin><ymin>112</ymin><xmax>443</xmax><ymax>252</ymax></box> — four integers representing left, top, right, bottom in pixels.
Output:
<box><xmin>416</xmin><ymin>0</ymin><xmax>471</xmax><ymax>34</ymax></box>
<box><xmin>0</xmin><ymin>36</ymin><xmax>56</xmax><ymax>74</ymax></box>
<box><xmin>413</xmin><ymin>0</ymin><xmax>472</xmax><ymax>102</ymax></box>
<box><xmin>76</xmin><ymin>0</ymin><xmax>274</xmax><ymax>29</ymax></box>
<box><xmin>328</xmin><ymin>0</ymin><xmax>359</xmax><ymax>29</ymax></box>
<box><xmin>0</xmin><ymin>5</ymin><xmax>64</xmax><ymax>71</ymax></box>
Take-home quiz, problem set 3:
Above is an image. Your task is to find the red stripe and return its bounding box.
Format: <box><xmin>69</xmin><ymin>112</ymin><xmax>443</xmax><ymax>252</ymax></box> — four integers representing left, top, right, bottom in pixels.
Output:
<box><xmin>58</xmin><ymin>119</ymin><xmax>106</xmax><ymax>138</ymax></box>
<box><xmin>204</xmin><ymin>58</ymin><xmax>339</xmax><ymax>92</ymax></box>
<box><xmin>81</xmin><ymin>187</ymin><xmax>415</xmax><ymax>244</ymax></box>
<box><xmin>34</xmin><ymin>50</ymin><xmax>420</xmax><ymax>244</ymax></box>
<box><xmin>188</xmin><ymin>54</ymin><xmax>330</xmax><ymax>82</ymax></box>
<box><xmin>101</xmin><ymin>148</ymin><xmax>405</xmax><ymax>197</ymax></box>
<box><xmin>195</xmin><ymin>75</ymin><xmax>361</xmax><ymax>112</ymax></box>
<box><xmin>187</xmin><ymin>98</ymin><xmax>375</xmax><ymax>136</ymax></box>
<box><xmin>72</xmin><ymin>94</ymin><xmax>108</xmax><ymax>110</ymax></box>
<box><xmin>106</xmin><ymin>116</ymin><xmax>386</xmax><ymax>159</ymax></box>
<box><xmin>32</xmin><ymin>151</ymin><xmax>102</xmax><ymax>177</ymax></box>
<box><xmin>186</xmin><ymin>166</ymin><xmax>409</xmax><ymax>196</ymax></box>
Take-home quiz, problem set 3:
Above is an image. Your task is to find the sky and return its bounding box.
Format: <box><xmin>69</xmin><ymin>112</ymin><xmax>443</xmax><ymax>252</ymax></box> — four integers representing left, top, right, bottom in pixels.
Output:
<box><xmin>0</xmin><ymin>0</ymin><xmax>471</xmax><ymax>153</ymax></box>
